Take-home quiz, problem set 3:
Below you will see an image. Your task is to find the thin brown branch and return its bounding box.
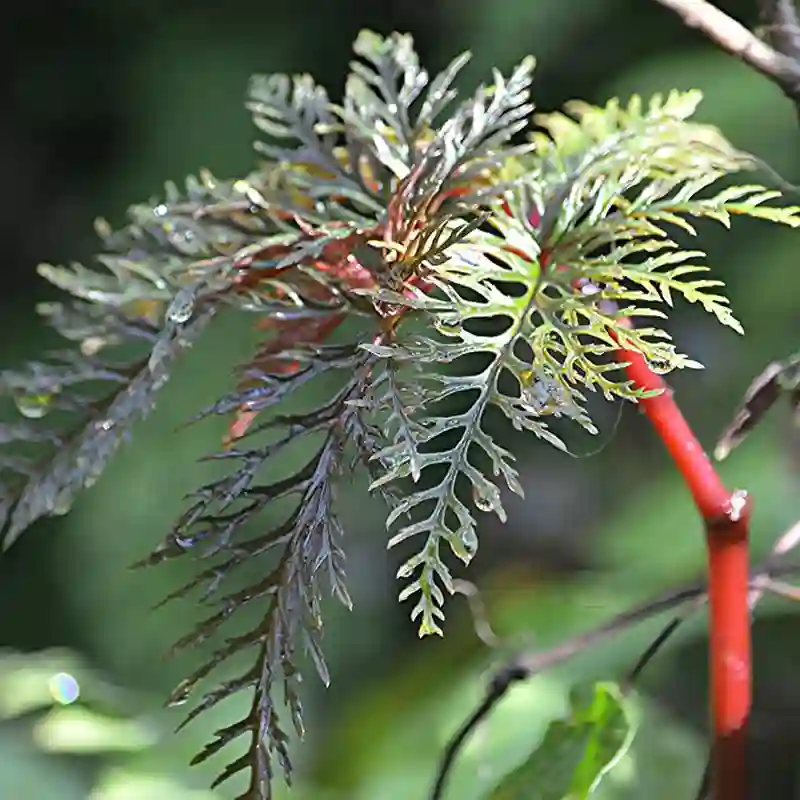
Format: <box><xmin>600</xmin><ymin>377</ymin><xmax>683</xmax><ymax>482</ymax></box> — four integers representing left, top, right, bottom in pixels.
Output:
<box><xmin>652</xmin><ymin>0</ymin><xmax>800</xmax><ymax>103</ymax></box>
<box><xmin>759</xmin><ymin>576</ymin><xmax>800</xmax><ymax>600</ymax></box>
<box><xmin>759</xmin><ymin>0</ymin><xmax>800</xmax><ymax>64</ymax></box>
<box><xmin>625</xmin><ymin>595</ymin><xmax>707</xmax><ymax>685</ymax></box>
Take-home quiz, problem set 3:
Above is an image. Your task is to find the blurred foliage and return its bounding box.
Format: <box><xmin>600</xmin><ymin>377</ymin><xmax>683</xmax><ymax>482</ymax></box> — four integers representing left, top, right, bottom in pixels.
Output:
<box><xmin>1</xmin><ymin>0</ymin><xmax>800</xmax><ymax>798</ymax></box>
<box><xmin>486</xmin><ymin>682</ymin><xmax>635</xmax><ymax>799</ymax></box>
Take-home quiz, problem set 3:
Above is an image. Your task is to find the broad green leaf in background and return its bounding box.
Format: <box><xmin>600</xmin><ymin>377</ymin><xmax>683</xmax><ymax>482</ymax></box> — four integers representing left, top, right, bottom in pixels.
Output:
<box><xmin>89</xmin><ymin>768</ymin><xmax>218</xmax><ymax>800</ymax></box>
<box><xmin>0</xmin><ymin>648</ymin><xmax>126</xmax><ymax>720</ymax></box>
<box><xmin>33</xmin><ymin>706</ymin><xmax>158</xmax><ymax>754</ymax></box>
<box><xmin>487</xmin><ymin>682</ymin><xmax>636</xmax><ymax>800</ymax></box>
<box><xmin>0</xmin><ymin>649</ymin><xmax>232</xmax><ymax>798</ymax></box>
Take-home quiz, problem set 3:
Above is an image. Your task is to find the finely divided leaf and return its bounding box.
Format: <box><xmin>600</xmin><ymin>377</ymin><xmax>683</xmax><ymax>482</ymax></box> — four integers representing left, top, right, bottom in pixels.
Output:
<box><xmin>0</xmin><ymin>309</ymin><xmax>213</xmax><ymax>549</ymax></box>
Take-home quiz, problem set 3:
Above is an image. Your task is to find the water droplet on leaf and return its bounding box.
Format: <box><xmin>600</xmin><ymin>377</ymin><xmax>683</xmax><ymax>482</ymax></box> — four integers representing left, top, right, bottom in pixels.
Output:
<box><xmin>51</xmin><ymin>490</ymin><xmax>73</xmax><ymax>516</ymax></box>
<box><xmin>165</xmin><ymin>224</ymin><xmax>203</xmax><ymax>256</ymax></box>
<box><xmin>166</xmin><ymin>286</ymin><xmax>196</xmax><ymax>324</ymax></box>
<box><xmin>167</xmin><ymin>678</ymin><xmax>193</xmax><ymax>707</ymax></box>
<box><xmin>472</xmin><ymin>485</ymin><xmax>497</xmax><ymax>513</ymax></box>
<box><xmin>14</xmin><ymin>392</ymin><xmax>56</xmax><ymax>419</ymax></box>
<box><xmin>520</xmin><ymin>375</ymin><xmax>567</xmax><ymax>414</ymax></box>
<box><xmin>434</xmin><ymin>319</ymin><xmax>461</xmax><ymax>337</ymax></box>
<box><xmin>461</xmin><ymin>528</ymin><xmax>478</xmax><ymax>556</ymax></box>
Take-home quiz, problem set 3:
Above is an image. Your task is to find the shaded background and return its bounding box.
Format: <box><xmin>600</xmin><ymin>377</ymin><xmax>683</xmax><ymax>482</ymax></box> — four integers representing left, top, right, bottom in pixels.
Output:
<box><xmin>1</xmin><ymin>1</ymin><xmax>799</xmax><ymax>797</ymax></box>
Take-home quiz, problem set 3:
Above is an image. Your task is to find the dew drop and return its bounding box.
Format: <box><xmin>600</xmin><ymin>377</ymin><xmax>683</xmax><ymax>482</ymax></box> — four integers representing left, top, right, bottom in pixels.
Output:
<box><xmin>472</xmin><ymin>486</ymin><xmax>496</xmax><ymax>513</ymax></box>
<box><xmin>166</xmin><ymin>286</ymin><xmax>196</xmax><ymax>324</ymax></box>
<box><xmin>520</xmin><ymin>376</ymin><xmax>567</xmax><ymax>414</ymax></box>
<box><xmin>49</xmin><ymin>672</ymin><xmax>80</xmax><ymax>705</ymax></box>
<box><xmin>461</xmin><ymin>528</ymin><xmax>478</xmax><ymax>555</ymax></box>
<box><xmin>14</xmin><ymin>392</ymin><xmax>55</xmax><ymax>420</ymax></box>
<box><xmin>167</xmin><ymin>679</ymin><xmax>193</xmax><ymax>707</ymax></box>
<box><xmin>434</xmin><ymin>319</ymin><xmax>461</xmax><ymax>337</ymax></box>
<box><xmin>166</xmin><ymin>225</ymin><xmax>202</xmax><ymax>256</ymax></box>
<box><xmin>51</xmin><ymin>490</ymin><xmax>73</xmax><ymax>517</ymax></box>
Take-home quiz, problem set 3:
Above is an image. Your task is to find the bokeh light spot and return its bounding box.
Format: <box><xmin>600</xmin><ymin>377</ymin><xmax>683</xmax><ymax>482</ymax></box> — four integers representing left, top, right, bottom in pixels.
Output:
<box><xmin>48</xmin><ymin>672</ymin><xmax>80</xmax><ymax>705</ymax></box>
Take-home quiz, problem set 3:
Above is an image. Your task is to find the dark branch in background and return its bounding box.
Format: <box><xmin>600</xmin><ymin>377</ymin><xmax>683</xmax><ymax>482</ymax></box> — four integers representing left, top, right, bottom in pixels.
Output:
<box><xmin>759</xmin><ymin>0</ymin><xmax>800</xmax><ymax>84</ymax></box>
<box><xmin>428</xmin><ymin>552</ymin><xmax>800</xmax><ymax>800</ymax></box>
<box><xmin>651</xmin><ymin>0</ymin><xmax>800</xmax><ymax>108</ymax></box>
<box><xmin>624</xmin><ymin>596</ymin><xmax>706</xmax><ymax>685</ymax></box>
<box><xmin>716</xmin><ymin>353</ymin><xmax>800</xmax><ymax>460</ymax></box>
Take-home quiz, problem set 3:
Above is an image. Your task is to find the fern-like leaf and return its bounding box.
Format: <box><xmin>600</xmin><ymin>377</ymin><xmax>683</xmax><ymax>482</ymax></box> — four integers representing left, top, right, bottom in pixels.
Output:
<box><xmin>138</xmin><ymin>346</ymin><xmax>374</xmax><ymax>796</ymax></box>
<box><xmin>366</xmin><ymin>91</ymin><xmax>800</xmax><ymax>635</ymax></box>
<box><xmin>0</xmin><ymin>171</ymin><xmax>255</xmax><ymax>548</ymax></box>
<box><xmin>5</xmin><ymin>29</ymin><xmax>800</xmax><ymax>800</ymax></box>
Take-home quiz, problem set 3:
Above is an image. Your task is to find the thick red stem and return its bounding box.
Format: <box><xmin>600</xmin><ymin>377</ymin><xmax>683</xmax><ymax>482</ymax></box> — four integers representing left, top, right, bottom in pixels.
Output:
<box><xmin>616</xmin><ymin>343</ymin><xmax>751</xmax><ymax>800</ymax></box>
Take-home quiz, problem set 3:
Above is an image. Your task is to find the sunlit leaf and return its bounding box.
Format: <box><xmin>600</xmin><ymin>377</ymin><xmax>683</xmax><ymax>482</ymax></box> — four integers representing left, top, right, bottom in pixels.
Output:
<box><xmin>486</xmin><ymin>682</ymin><xmax>636</xmax><ymax>800</ymax></box>
<box><xmin>33</xmin><ymin>707</ymin><xmax>157</xmax><ymax>754</ymax></box>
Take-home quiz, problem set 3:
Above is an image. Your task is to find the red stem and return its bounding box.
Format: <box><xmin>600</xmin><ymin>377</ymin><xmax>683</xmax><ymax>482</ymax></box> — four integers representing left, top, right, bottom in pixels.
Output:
<box><xmin>616</xmin><ymin>343</ymin><xmax>751</xmax><ymax>800</ymax></box>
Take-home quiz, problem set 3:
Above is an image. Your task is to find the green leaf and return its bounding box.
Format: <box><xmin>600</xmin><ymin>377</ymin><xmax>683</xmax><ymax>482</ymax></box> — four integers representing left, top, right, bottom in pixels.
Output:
<box><xmin>89</xmin><ymin>769</ymin><xmax>220</xmax><ymax>800</ymax></box>
<box><xmin>0</xmin><ymin>649</ymin><xmax>131</xmax><ymax>721</ymax></box>
<box><xmin>32</xmin><ymin>706</ymin><xmax>157</xmax><ymax>754</ymax></box>
<box><xmin>486</xmin><ymin>682</ymin><xmax>636</xmax><ymax>800</ymax></box>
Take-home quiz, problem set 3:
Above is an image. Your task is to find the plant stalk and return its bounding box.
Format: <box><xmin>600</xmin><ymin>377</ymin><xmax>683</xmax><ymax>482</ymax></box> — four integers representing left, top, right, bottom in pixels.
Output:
<box><xmin>616</xmin><ymin>343</ymin><xmax>751</xmax><ymax>800</ymax></box>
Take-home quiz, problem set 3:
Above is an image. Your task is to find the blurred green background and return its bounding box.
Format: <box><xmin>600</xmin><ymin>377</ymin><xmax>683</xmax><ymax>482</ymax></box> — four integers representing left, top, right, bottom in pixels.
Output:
<box><xmin>2</xmin><ymin>1</ymin><xmax>800</xmax><ymax>798</ymax></box>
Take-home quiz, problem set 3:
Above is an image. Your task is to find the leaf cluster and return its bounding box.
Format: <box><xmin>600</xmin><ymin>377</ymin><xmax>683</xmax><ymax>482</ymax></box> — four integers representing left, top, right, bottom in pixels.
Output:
<box><xmin>1</xmin><ymin>29</ymin><xmax>799</xmax><ymax>798</ymax></box>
